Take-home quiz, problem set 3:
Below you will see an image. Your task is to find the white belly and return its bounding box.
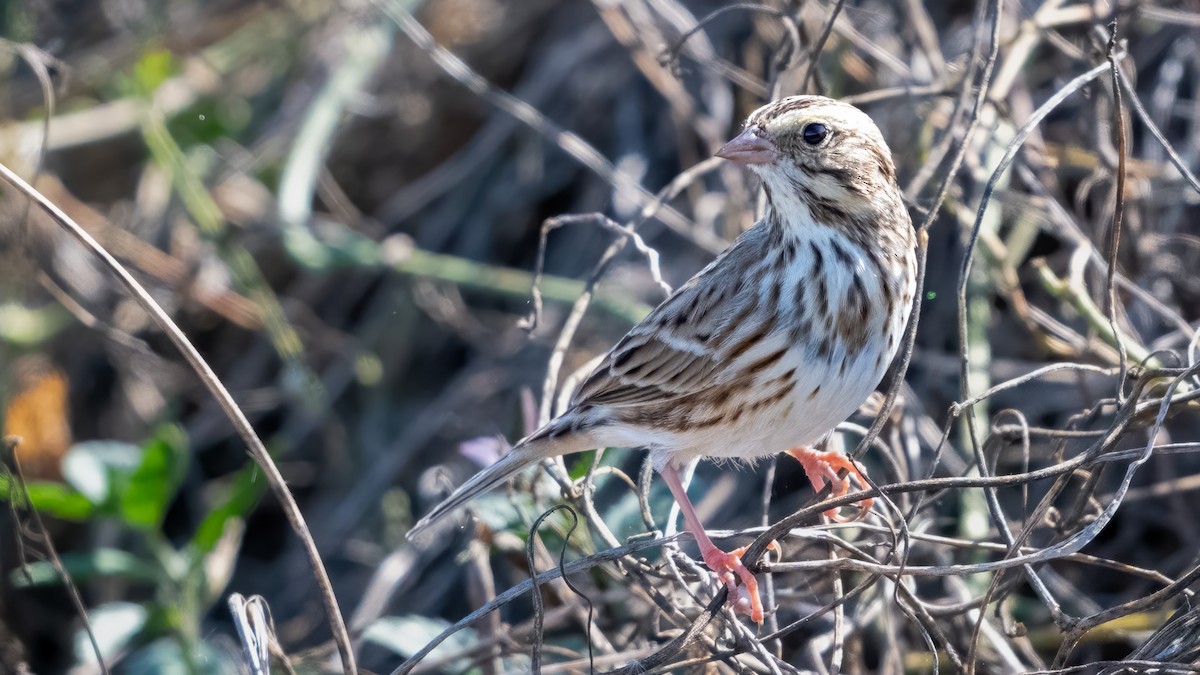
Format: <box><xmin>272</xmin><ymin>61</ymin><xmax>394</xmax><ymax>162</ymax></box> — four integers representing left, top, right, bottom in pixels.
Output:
<box><xmin>637</xmin><ymin>338</ymin><xmax>889</xmax><ymax>469</ymax></box>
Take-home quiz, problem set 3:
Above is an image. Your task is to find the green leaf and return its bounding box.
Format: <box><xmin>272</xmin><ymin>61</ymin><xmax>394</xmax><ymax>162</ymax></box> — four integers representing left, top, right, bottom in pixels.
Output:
<box><xmin>119</xmin><ymin>637</ymin><xmax>235</xmax><ymax>674</ymax></box>
<box><xmin>0</xmin><ymin>302</ymin><xmax>71</xmax><ymax>345</ymax></box>
<box><xmin>62</xmin><ymin>440</ymin><xmax>142</xmax><ymax>513</ymax></box>
<box><xmin>74</xmin><ymin>602</ymin><xmax>148</xmax><ymax>669</ymax></box>
<box><xmin>132</xmin><ymin>48</ymin><xmax>176</xmax><ymax>94</ymax></box>
<box><xmin>0</xmin><ymin>478</ymin><xmax>94</xmax><ymax>520</ymax></box>
<box><xmin>10</xmin><ymin>548</ymin><xmax>159</xmax><ymax>588</ymax></box>
<box><xmin>190</xmin><ymin>463</ymin><xmax>266</xmax><ymax>553</ymax></box>
<box><xmin>364</xmin><ymin>615</ymin><xmax>478</xmax><ymax>668</ymax></box>
<box><xmin>568</xmin><ymin>449</ymin><xmax>597</xmax><ymax>481</ymax></box>
<box><xmin>119</xmin><ymin>426</ymin><xmax>188</xmax><ymax>531</ymax></box>
<box><xmin>471</xmin><ymin>491</ymin><xmax>535</xmax><ymax>536</ymax></box>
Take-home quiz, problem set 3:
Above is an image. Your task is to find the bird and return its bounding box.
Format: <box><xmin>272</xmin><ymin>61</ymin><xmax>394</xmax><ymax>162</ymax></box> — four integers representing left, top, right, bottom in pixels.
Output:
<box><xmin>408</xmin><ymin>95</ymin><xmax>918</xmax><ymax>624</ymax></box>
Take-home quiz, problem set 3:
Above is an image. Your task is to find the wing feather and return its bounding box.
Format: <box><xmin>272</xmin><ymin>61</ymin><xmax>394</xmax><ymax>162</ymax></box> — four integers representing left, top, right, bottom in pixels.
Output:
<box><xmin>571</xmin><ymin>228</ymin><xmax>773</xmax><ymax>410</ymax></box>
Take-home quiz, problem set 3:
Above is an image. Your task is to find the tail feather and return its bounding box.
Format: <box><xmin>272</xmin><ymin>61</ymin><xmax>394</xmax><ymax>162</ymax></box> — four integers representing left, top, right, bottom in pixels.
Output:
<box><xmin>407</xmin><ymin>428</ymin><xmax>595</xmax><ymax>541</ymax></box>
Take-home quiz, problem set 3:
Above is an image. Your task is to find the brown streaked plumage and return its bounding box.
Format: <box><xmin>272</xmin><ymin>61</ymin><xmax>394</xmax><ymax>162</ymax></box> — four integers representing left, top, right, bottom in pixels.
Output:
<box><xmin>409</xmin><ymin>95</ymin><xmax>918</xmax><ymax>624</ymax></box>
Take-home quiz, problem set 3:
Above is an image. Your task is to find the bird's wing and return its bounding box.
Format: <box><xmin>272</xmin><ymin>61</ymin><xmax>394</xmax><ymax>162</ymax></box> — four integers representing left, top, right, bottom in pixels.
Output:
<box><xmin>571</xmin><ymin>230</ymin><xmax>769</xmax><ymax>409</ymax></box>
<box><xmin>574</xmin><ymin>325</ymin><xmax>724</xmax><ymax>408</ymax></box>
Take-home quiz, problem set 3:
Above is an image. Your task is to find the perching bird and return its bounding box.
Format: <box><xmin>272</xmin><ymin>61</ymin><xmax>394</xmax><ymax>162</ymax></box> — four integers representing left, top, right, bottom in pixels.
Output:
<box><xmin>408</xmin><ymin>95</ymin><xmax>918</xmax><ymax>623</ymax></box>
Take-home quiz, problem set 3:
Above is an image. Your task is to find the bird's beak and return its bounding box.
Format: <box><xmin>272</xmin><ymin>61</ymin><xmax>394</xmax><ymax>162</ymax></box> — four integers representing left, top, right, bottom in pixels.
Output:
<box><xmin>716</xmin><ymin>127</ymin><xmax>776</xmax><ymax>165</ymax></box>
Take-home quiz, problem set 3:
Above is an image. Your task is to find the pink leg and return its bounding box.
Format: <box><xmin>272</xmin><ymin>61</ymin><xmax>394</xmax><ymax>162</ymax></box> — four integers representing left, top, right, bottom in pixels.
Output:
<box><xmin>786</xmin><ymin>447</ymin><xmax>874</xmax><ymax>522</ymax></box>
<box><xmin>660</xmin><ymin>463</ymin><xmax>764</xmax><ymax>623</ymax></box>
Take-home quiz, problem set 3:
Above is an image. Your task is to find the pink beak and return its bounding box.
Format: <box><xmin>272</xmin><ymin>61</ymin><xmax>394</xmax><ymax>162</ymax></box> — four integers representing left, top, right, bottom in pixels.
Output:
<box><xmin>716</xmin><ymin>127</ymin><xmax>776</xmax><ymax>165</ymax></box>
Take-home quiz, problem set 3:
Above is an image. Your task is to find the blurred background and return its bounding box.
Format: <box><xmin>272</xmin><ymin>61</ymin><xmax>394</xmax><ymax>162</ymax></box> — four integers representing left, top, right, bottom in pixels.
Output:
<box><xmin>2</xmin><ymin>0</ymin><xmax>1199</xmax><ymax>672</ymax></box>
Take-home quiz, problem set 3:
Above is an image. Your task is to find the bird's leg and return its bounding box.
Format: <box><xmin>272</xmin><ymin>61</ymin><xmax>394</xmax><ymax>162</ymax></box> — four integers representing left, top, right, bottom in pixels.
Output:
<box><xmin>659</xmin><ymin>463</ymin><xmax>764</xmax><ymax>623</ymax></box>
<box><xmin>786</xmin><ymin>446</ymin><xmax>873</xmax><ymax>522</ymax></box>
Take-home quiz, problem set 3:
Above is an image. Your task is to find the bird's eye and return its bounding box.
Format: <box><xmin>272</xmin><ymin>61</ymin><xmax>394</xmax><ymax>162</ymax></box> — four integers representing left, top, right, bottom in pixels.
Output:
<box><xmin>801</xmin><ymin>123</ymin><xmax>828</xmax><ymax>145</ymax></box>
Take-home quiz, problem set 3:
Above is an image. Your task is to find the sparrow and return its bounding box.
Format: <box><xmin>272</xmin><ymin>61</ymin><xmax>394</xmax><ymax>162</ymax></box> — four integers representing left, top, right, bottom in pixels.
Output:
<box><xmin>409</xmin><ymin>95</ymin><xmax>918</xmax><ymax>623</ymax></box>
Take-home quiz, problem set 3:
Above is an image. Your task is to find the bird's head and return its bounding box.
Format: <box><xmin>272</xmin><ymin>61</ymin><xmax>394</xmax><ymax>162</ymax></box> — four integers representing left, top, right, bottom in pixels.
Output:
<box><xmin>717</xmin><ymin>96</ymin><xmax>901</xmax><ymax>224</ymax></box>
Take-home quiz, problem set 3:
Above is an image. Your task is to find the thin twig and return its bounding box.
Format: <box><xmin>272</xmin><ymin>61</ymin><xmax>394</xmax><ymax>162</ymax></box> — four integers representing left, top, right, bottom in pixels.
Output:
<box><xmin>0</xmin><ymin>163</ymin><xmax>358</xmax><ymax>674</ymax></box>
<box><xmin>1104</xmin><ymin>21</ymin><xmax>1131</xmax><ymax>398</ymax></box>
<box><xmin>3</xmin><ymin>438</ymin><xmax>108</xmax><ymax>674</ymax></box>
<box><xmin>376</xmin><ymin>0</ymin><xmax>722</xmax><ymax>253</ymax></box>
<box><xmin>800</xmin><ymin>0</ymin><xmax>849</xmax><ymax>94</ymax></box>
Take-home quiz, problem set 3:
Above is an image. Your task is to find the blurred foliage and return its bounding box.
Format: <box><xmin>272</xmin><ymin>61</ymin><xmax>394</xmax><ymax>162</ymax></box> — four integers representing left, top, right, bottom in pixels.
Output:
<box><xmin>4</xmin><ymin>425</ymin><xmax>265</xmax><ymax>667</ymax></box>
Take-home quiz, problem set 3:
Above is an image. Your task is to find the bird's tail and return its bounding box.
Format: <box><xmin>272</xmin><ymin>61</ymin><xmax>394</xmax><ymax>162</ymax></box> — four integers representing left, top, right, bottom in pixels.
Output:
<box><xmin>406</xmin><ymin>426</ymin><xmax>596</xmax><ymax>542</ymax></box>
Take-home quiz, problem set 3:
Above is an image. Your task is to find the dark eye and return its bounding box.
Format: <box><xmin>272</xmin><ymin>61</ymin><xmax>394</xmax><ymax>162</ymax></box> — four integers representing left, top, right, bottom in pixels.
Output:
<box><xmin>802</xmin><ymin>122</ymin><xmax>827</xmax><ymax>145</ymax></box>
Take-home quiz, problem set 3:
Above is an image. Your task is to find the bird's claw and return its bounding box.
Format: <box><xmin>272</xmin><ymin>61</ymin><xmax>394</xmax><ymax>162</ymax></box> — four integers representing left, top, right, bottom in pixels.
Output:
<box><xmin>700</xmin><ymin>544</ymin><xmax>776</xmax><ymax>623</ymax></box>
<box><xmin>789</xmin><ymin>448</ymin><xmax>874</xmax><ymax>522</ymax></box>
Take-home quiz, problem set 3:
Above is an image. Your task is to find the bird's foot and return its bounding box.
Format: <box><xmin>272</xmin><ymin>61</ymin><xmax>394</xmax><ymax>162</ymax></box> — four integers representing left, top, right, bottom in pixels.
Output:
<box><xmin>787</xmin><ymin>447</ymin><xmax>873</xmax><ymax>522</ymax></box>
<box><xmin>701</xmin><ymin>545</ymin><xmax>764</xmax><ymax>623</ymax></box>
